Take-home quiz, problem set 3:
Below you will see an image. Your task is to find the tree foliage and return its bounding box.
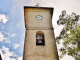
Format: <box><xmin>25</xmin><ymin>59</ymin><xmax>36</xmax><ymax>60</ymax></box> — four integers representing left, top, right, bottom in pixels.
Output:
<box><xmin>56</xmin><ymin>10</ymin><xmax>80</xmax><ymax>60</ymax></box>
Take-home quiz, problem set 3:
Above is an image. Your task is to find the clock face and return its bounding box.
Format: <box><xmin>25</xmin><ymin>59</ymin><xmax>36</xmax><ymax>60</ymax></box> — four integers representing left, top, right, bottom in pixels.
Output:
<box><xmin>36</xmin><ymin>15</ymin><xmax>43</xmax><ymax>20</ymax></box>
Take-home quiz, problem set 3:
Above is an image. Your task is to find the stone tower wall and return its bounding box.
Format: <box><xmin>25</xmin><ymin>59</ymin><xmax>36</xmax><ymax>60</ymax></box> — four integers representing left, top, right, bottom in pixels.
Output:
<box><xmin>23</xmin><ymin>6</ymin><xmax>59</xmax><ymax>60</ymax></box>
<box><xmin>23</xmin><ymin>30</ymin><xmax>59</xmax><ymax>60</ymax></box>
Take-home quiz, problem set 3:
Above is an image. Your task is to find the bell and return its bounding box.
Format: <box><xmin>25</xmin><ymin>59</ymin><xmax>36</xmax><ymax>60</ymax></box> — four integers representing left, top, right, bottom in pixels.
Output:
<box><xmin>38</xmin><ymin>39</ymin><xmax>43</xmax><ymax>43</ymax></box>
<box><xmin>36</xmin><ymin>34</ymin><xmax>43</xmax><ymax>39</ymax></box>
<box><xmin>36</xmin><ymin>34</ymin><xmax>43</xmax><ymax>43</ymax></box>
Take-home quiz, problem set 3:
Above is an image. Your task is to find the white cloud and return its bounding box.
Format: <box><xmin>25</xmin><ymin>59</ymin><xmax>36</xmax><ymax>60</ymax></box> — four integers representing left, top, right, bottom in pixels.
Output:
<box><xmin>11</xmin><ymin>33</ymin><xmax>15</xmax><ymax>37</ymax></box>
<box><xmin>0</xmin><ymin>14</ymin><xmax>9</xmax><ymax>24</ymax></box>
<box><xmin>13</xmin><ymin>44</ymin><xmax>20</xmax><ymax>49</ymax></box>
<box><xmin>60</xmin><ymin>55</ymin><xmax>75</xmax><ymax>60</ymax></box>
<box><xmin>5</xmin><ymin>40</ymin><xmax>10</xmax><ymax>43</ymax></box>
<box><xmin>54</xmin><ymin>25</ymin><xmax>63</xmax><ymax>37</ymax></box>
<box><xmin>3</xmin><ymin>32</ymin><xmax>10</xmax><ymax>43</ymax></box>
<box><xmin>0</xmin><ymin>46</ymin><xmax>22</xmax><ymax>60</ymax></box>
<box><xmin>17</xmin><ymin>56</ymin><xmax>22</xmax><ymax>60</ymax></box>
<box><xmin>0</xmin><ymin>31</ymin><xmax>7</xmax><ymax>42</ymax></box>
<box><xmin>0</xmin><ymin>31</ymin><xmax>10</xmax><ymax>43</ymax></box>
<box><xmin>0</xmin><ymin>46</ymin><xmax>17</xmax><ymax>60</ymax></box>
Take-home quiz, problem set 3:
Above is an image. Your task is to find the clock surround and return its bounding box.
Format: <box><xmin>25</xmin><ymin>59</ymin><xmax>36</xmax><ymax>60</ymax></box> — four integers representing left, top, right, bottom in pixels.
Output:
<box><xmin>36</xmin><ymin>15</ymin><xmax>43</xmax><ymax>20</ymax></box>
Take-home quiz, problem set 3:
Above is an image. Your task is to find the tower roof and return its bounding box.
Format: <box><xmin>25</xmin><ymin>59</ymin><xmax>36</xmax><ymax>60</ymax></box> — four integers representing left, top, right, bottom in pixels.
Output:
<box><xmin>24</xmin><ymin>6</ymin><xmax>54</xmax><ymax>9</ymax></box>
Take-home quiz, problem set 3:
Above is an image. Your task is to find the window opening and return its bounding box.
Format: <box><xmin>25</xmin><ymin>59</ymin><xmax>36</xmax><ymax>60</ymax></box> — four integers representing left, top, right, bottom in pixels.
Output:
<box><xmin>36</xmin><ymin>31</ymin><xmax>45</xmax><ymax>45</ymax></box>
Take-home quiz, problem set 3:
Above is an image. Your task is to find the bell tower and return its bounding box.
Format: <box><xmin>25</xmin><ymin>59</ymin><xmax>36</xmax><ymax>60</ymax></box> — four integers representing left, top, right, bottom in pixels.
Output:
<box><xmin>23</xmin><ymin>6</ymin><xmax>59</xmax><ymax>60</ymax></box>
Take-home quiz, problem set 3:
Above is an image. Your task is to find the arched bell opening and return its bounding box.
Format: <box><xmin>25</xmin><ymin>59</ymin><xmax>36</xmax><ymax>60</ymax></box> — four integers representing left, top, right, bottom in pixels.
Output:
<box><xmin>36</xmin><ymin>31</ymin><xmax>45</xmax><ymax>46</ymax></box>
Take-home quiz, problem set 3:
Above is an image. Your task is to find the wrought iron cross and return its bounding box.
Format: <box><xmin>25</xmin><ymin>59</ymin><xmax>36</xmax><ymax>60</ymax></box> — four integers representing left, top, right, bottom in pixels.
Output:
<box><xmin>35</xmin><ymin>3</ymin><xmax>40</xmax><ymax>7</ymax></box>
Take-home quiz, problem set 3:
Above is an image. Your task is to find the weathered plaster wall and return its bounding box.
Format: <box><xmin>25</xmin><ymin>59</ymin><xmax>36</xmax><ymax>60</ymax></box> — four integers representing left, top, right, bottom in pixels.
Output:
<box><xmin>23</xmin><ymin>30</ymin><xmax>59</xmax><ymax>60</ymax></box>
<box><xmin>23</xmin><ymin>7</ymin><xmax>59</xmax><ymax>60</ymax></box>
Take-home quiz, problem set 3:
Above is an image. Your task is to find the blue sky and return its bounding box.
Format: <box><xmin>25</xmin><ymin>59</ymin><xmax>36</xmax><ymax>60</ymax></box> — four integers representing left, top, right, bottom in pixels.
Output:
<box><xmin>0</xmin><ymin>0</ymin><xmax>26</xmax><ymax>60</ymax></box>
<box><xmin>0</xmin><ymin>0</ymin><xmax>80</xmax><ymax>60</ymax></box>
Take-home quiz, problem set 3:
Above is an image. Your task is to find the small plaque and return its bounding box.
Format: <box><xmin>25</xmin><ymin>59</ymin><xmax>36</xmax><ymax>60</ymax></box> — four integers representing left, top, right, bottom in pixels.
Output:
<box><xmin>36</xmin><ymin>15</ymin><xmax>43</xmax><ymax>20</ymax></box>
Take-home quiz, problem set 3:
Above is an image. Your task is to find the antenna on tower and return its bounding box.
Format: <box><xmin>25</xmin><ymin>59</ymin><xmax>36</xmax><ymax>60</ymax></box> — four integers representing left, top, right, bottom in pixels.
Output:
<box><xmin>35</xmin><ymin>3</ymin><xmax>40</xmax><ymax>7</ymax></box>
